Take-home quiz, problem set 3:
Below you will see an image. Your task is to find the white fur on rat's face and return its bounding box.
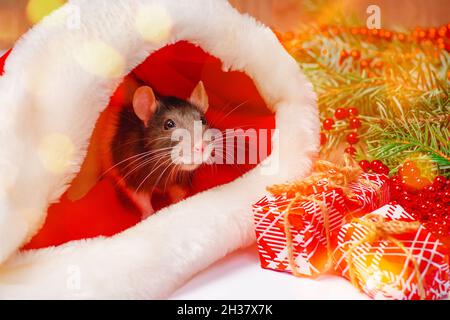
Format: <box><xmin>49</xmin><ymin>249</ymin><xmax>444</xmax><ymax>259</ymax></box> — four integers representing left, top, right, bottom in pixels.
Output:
<box><xmin>133</xmin><ymin>82</ymin><xmax>212</xmax><ymax>173</ymax></box>
<box><xmin>168</xmin><ymin>113</ymin><xmax>213</xmax><ymax>171</ymax></box>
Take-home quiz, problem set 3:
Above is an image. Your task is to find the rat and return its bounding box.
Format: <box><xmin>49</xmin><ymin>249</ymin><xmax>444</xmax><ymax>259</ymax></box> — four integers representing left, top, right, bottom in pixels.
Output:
<box><xmin>67</xmin><ymin>81</ymin><xmax>212</xmax><ymax>219</ymax></box>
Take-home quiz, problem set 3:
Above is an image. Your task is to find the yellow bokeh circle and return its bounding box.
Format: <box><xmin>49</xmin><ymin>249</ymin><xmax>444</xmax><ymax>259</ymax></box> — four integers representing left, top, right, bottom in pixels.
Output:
<box><xmin>38</xmin><ymin>133</ymin><xmax>75</xmax><ymax>174</ymax></box>
<box><xmin>26</xmin><ymin>0</ymin><xmax>66</xmax><ymax>24</ymax></box>
<box><xmin>135</xmin><ymin>4</ymin><xmax>173</xmax><ymax>43</ymax></box>
<box><xmin>75</xmin><ymin>40</ymin><xmax>125</xmax><ymax>79</ymax></box>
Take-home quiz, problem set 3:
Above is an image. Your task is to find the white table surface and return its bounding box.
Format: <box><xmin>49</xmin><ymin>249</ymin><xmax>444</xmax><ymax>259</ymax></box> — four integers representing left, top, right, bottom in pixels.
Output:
<box><xmin>172</xmin><ymin>245</ymin><xmax>368</xmax><ymax>300</ymax></box>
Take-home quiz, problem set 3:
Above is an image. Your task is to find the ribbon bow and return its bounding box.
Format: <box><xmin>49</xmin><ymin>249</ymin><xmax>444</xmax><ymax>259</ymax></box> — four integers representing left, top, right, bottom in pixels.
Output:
<box><xmin>267</xmin><ymin>155</ymin><xmax>361</xmax><ymax>196</ymax></box>
<box><xmin>267</xmin><ymin>155</ymin><xmax>363</xmax><ymax>277</ymax></box>
<box><xmin>346</xmin><ymin>213</ymin><xmax>424</xmax><ymax>300</ymax></box>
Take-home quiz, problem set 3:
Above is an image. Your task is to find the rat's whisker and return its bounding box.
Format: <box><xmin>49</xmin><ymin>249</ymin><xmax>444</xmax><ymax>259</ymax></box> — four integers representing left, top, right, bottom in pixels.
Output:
<box><xmin>138</xmin><ymin>158</ymin><xmax>173</xmax><ymax>194</ymax></box>
<box><xmin>210</xmin><ymin>101</ymin><xmax>249</xmax><ymax>128</ymax></box>
<box><xmin>111</xmin><ymin>136</ymin><xmax>169</xmax><ymax>152</ymax></box>
<box><xmin>102</xmin><ymin>147</ymin><xmax>173</xmax><ymax>178</ymax></box>
<box><xmin>121</xmin><ymin>151</ymin><xmax>171</xmax><ymax>182</ymax></box>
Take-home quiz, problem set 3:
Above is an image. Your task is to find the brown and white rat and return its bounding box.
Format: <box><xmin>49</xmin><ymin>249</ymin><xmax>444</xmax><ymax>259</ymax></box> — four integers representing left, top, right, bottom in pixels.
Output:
<box><xmin>68</xmin><ymin>82</ymin><xmax>212</xmax><ymax>218</ymax></box>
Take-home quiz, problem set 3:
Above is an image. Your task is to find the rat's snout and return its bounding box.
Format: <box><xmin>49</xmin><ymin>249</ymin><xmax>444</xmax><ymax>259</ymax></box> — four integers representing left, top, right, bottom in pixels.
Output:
<box><xmin>194</xmin><ymin>142</ymin><xmax>204</xmax><ymax>154</ymax></box>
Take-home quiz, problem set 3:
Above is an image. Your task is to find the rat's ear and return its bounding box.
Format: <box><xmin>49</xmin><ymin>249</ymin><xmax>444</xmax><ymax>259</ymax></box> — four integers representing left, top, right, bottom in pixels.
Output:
<box><xmin>133</xmin><ymin>86</ymin><xmax>157</xmax><ymax>126</ymax></box>
<box><xmin>189</xmin><ymin>81</ymin><xmax>209</xmax><ymax>113</ymax></box>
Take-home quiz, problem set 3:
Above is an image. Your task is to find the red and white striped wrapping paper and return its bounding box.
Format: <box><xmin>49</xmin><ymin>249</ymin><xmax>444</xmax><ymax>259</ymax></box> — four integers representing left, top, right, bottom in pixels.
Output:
<box><xmin>252</xmin><ymin>173</ymin><xmax>390</xmax><ymax>277</ymax></box>
<box><xmin>334</xmin><ymin>204</ymin><xmax>450</xmax><ymax>300</ymax></box>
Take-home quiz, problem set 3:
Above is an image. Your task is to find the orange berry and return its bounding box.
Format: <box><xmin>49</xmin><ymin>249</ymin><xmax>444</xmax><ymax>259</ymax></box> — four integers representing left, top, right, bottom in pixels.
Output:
<box><xmin>397</xmin><ymin>33</ymin><xmax>406</xmax><ymax>41</ymax></box>
<box><xmin>428</xmin><ymin>28</ymin><xmax>437</xmax><ymax>40</ymax></box>
<box><xmin>384</xmin><ymin>31</ymin><xmax>393</xmax><ymax>40</ymax></box>
<box><xmin>350</xmin><ymin>49</ymin><xmax>361</xmax><ymax>59</ymax></box>
<box><xmin>360</xmin><ymin>59</ymin><xmax>370</xmax><ymax>68</ymax></box>
<box><xmin>370</xmin><ymin>29</ymin><xmax>379</xmax><ymax>36</ymax></box>
<box><xmin>438</xmin><ymin>26</ymin><xmax>447</xmax><ymax>37</ymax></box>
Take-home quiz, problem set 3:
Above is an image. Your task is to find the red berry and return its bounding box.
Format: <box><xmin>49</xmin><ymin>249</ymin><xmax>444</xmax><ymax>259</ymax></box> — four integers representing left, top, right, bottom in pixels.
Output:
<box><xmin>392</xmin><ymin>184</ymin><xmax>403</xmax><ymax>196</ymax></box>
<box><xmin>349</xmin><ymin>117</ymin><xmax>362</xmax><ymax>129</ymax></box>
<box><xmin>334</xmin><ymin>108</ymin><xmax>349</xmax><ymax>120</ymax></box>
<box><xmin>399</xmin><ymin>194</ymin><xmax>412</xmax><ymax>205</ymax></box>
<box><xmin>346</xmin><ymin>132</ymin><xmax>359</xmax><ymax>145</ymax></box>
<box><xmin>370</xmin><ymin>160</ymin><xmax>383</xmax><ymax>171</ymax></box>
<box><xmin>323</xmin><ymin>118</ymin><xmax>335</xmax><ymax>130</ymax></box>
<box><xmin>344</xmin><ymin>146</ymin><xmax>356</xmax><ymax>156</ymax></box>
<box><xmin>420</xmin><ymin>203</ymin><xmax>430</xmax><ymax>213</ymax></box>
<box><xmin>359</xmin><ymin>160</ymin><xmax>371</xmax><ymax>172</ymax></box>
<box><xmin>348</xmin><ymin>107</ymin><xmax>359</xmax><ymax>117</ymax></box>
<box><xmin>428</xmin><ymin>184</ymin><xmax>436</xmax><ymax>191</ymax></box>
<box><xmin>350</xmin><ymin>50</ymin><xmax>361</xmax><ymax>60</ymax></box>
<box><xmin>391</xmin><ymin>175</ymin><xmax>402</xmax><ymax>185</ymax></box>
<box><xmin>320</xmin><ymin>132</ymin><xmax>327</xmax><ymax>145</ymax></box>
<box><xmin>373</xmin><ymin>164</ymin><xmax>389</xmax><ymax>175</ymax></box>
<box><xmin>433</xmin><ymin>176</ymin><xmax>446</xmax><ymax>189</ymax></box>
<box><xmin>378</xmin><ymin>164</ymin><xmax>390</xmax><ymax>175</ymax></box>
<box><xmin>443</xmin><ymin>191</ymin><xmax>450</xmax><ymax>203</ymax></box>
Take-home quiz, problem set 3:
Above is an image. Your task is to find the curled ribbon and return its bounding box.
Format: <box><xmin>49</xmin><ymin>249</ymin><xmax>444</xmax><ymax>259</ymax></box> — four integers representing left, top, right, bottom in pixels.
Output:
<box><xmin>267</xmin><ymin>155</ymin><xmax>365</xmax><ymax>277</ymax></box>
<box><xmin>345</xmin><ymin>213</ymin><xmax>425</xmax><ymax>300</ymax></box>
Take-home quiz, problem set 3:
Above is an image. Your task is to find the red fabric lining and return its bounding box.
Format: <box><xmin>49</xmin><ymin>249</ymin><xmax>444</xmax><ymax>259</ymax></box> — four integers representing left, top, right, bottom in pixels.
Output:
<box><xmin>2</xmin><ymin>42</ymin><xmax>275</xmax><ymax>249</ymax></box>
<box><xmin>0</xmin><ymin>49</ymin><xmax>11</xmax><ymax>76</ymax></box>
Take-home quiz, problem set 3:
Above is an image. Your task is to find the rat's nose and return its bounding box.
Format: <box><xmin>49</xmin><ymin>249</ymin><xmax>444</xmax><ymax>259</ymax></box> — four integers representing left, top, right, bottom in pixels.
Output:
<box><xmin>194</xmin><ymin>143</ymin><xmax>204</xmax><ymax>153</ymax></box>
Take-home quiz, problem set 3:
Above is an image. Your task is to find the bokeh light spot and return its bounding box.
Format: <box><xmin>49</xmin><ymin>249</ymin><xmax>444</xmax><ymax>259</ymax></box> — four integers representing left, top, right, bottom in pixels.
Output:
<box><xmin>26</xmin><ymin>0</ymin><xmax>66</xmax><ymax>24</ymax></box>
<box><xmin>38</xmin><ymin>133</ymin><xmax>75</xmax><ymax>174</ymax></box>
<box><xmin>135</xmin><ymin>4</ymin><xmax>173</xmax><ymax>43</ymax></box>
<box><xmin>75</xmin><ymin>40</ymin><xmax>125</xmax><ymax>78</ymax></box>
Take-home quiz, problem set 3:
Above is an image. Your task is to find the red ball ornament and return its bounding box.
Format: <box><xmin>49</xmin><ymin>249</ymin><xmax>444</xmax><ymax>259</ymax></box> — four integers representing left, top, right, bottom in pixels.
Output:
<box><xmin>346</xmin><ymin>132</ymin><xmax>359</xmax><ymax>145</ymax></box>
<box><xmin>323</xmin><ymin>118</ymin><xmax>335</xmax><ymax>130</ymax></box>
<box><xmin>358</xmin><ymin>160</ymin><xmax>371</xmax><ymax>172</ymax></box>
<box><xmin>349</xmin><ymin>117</ymin><xmax>361</xmax><ymax>129</ymax></box>
<box><xmin>402</xmin><ymin>160</ymin><xmax>416</xmax><ymax>169</ymax></box>
<box><xmin>348</xmin><ymin>107</ymin><xmax>359</xmax><ymax>117</ymax></box>
<box><xmin>344</xmin><ymin>146</ymin><xmax>356</xmax><ymax>156</ymax></box>
<box><xmin>404</xmin><ymin>166</ymin><xmax>421</xmax><ymax>178</ymax></box>
<box><xmin>334</xmin><ymin>108</ymin><xmax>349</xmax><ymax>120</ymax></box>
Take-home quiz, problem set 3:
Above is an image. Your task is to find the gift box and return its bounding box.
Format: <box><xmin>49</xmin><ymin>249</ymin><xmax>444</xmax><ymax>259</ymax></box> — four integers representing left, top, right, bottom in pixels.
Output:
<box><xmin>253</xmin><ymin>165</ymin><xmax>391</xmax><ymax>277</ymax></box>
<box><xmin>334</xmin><ymin>203</ymin><xmax>450</xmax><ymax>300</ymax></box>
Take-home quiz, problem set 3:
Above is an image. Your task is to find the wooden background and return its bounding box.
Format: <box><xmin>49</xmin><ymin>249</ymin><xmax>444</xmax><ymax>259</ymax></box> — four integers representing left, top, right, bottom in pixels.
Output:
<box><xmin>1</xmin><ymin>0</ymin><xmax>449</xmax><ymax>49</ymax></box>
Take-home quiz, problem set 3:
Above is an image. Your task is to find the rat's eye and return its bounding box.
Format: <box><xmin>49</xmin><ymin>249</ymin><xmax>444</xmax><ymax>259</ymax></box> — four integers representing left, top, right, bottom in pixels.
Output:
<box><xmin>201</xmin><ymin>116</ymin><xmax>207</xmax><ymax>125</ymax></box>
<box><xmin>164</xmin><ymin>119</ymin><xmax>176</xmax><ymax>130</ymax></box>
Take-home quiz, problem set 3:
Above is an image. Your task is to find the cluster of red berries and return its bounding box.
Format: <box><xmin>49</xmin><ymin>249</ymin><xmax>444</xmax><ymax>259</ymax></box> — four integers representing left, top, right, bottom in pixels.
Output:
<box><xmin>390</xmin><ymin>161</ymin><xmax>450</xmax><ymax>239</ymax></box>
<box><xmin>358</xmin><ymin>159</ymin><xmax>389</xmax><ymax>175</ymax></box>
<box><xmin>321</xmin><ymin>107</ymin><xmax>361</xmax><ymax>156</ymax></box>
<box><xmin>320</xmin><ymin>24</ymin><xmax>450</xmax><ymax>51</ymax></box>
